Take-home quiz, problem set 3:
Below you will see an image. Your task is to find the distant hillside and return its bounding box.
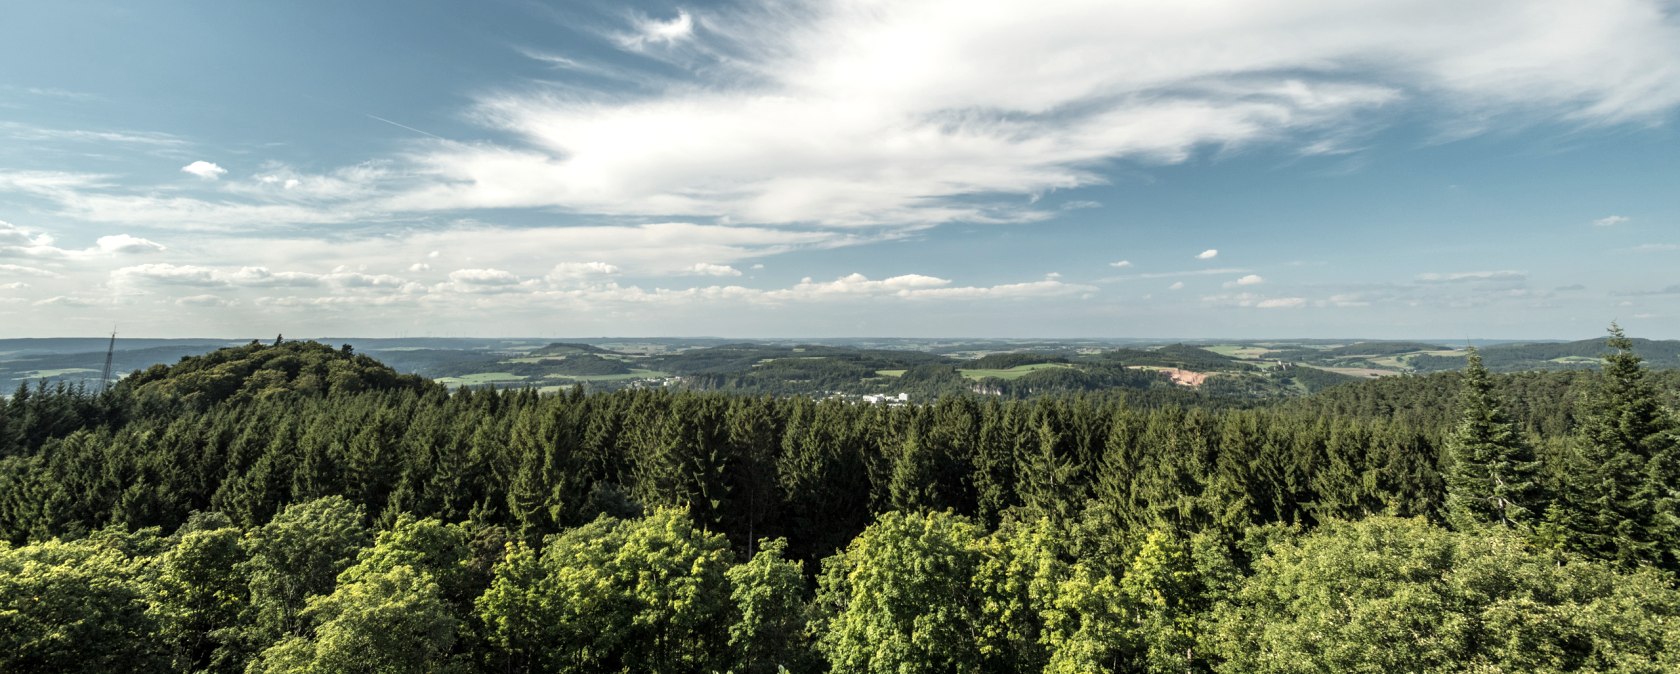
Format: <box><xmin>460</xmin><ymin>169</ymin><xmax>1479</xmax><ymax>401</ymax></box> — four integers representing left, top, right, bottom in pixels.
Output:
<box><xmin>1089</xmin><ymin>345</ymin><xmax>1245</xmax><ymax>371</ymax></box>
<box><xmin>120</xmin><ymin>340</ymin><xmax>435</xmax><ymax>406</ymax></box>
<box><xmin>531</xmin><ymin>342</ymin><xmax>623</xmax><ymax>356</ymax></box>
<box><xmin>1320</xmin><ymin>341</ymin><xmax>1450</xmax><ymax>357</ymax></box>
<box><xmin>533</xmin><ymin>353</ymin><xmax>634</xmax><ymax>376</ymax></box>
<box><xmin>1411</xmin><ymin>338</ymin><xmax>1680</xmax><ymax>372</ymax></box>
<box><xmin>967</xmin><ymin>352</ymin><xmax>1070</xmax><ymax>369</ymax></box>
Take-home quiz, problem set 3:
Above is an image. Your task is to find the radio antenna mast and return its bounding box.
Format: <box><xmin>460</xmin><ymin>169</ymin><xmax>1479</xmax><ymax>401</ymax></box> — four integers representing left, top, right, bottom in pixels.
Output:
<box><xmin>99</xmin><ymin>328</ymin><xmax>116</xmax><ymax>392</ymax></box>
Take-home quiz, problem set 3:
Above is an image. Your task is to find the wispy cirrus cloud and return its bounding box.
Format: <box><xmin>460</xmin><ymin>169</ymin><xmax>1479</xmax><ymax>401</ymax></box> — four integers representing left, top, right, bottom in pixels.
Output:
<box><xmin>389</xmin><ymin>0</ymin><xmax>1680</xmax><ymax>229</ymax></box>
<box><xmin>1201</xmin><ymin>292</ymin><xmax>1306</xmax><ymax>309</ymax></box>
<box><xmin>1097</xmin><ymin>267</ymin><xmax>1252</xmax><ymax>283</ymax></box>
<box><xmin>616</xmin><ymin>10</ymin><xmax>695</xmax><ymax>50</ymax></box>
<box><xmin>0</xmin><ymin>121</ymin><xmax>186</xmax><ymax>147</ymax></box>
<box><xmin>1416</xmin><ymin>270</ymin><xmax>1527</xmax><ymax>283</ymax></box>
<box><xmin>111</xmin><ymin>263</ymin><xmax>409</xmax><ymax>290</ymax></box>
<box><xmin>5</xmin><ymin>2</ymin><xmax>1680</xmax><ymax>237</ymax></box>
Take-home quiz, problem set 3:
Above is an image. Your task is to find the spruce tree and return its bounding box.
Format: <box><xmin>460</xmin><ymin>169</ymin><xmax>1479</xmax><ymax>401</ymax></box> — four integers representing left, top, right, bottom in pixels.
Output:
<box><xmin>1567</xmin><ymin>324</ymin><xmax>1673</xmax><ymax>565</ymax></box>
<box><xmin>1442</xmin><ymin>348</ymin><xmax>1541</xmax><ymax>529</ymax></box>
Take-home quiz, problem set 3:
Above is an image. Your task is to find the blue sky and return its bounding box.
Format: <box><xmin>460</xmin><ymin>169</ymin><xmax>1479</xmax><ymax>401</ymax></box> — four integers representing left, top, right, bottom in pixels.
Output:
<box><xmin>1</xmin><ymin>0</ymin><xmax>1677</xmax><ymax>339</ymax></box>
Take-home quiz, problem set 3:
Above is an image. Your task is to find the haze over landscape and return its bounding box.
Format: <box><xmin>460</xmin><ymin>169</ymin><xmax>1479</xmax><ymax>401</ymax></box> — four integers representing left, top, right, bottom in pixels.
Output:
<box><xmin>2</xmin><ymin>0</ymin><xmax>1677</xmax><ymax>338</ymax></box>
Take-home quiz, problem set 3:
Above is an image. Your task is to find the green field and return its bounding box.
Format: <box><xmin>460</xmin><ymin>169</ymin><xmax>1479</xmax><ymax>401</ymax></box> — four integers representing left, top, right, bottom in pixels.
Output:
<box><xmin>1203</xmin><ymin>344</ymin><xmax>1273</xmax><ymax>359</ymax></box>
<box><xmin>1303</xmin><ymin>364</ymin><xmax>1395</xmax><ymax>378</ymax></box>
<box><xmin>959</xmin><ymin>363</ymin><xmax>1073</xmax><ymax>380</ymax></box>
<box><xmin>874</xmin><ymin>362</ymin><xmax>1072</xmax><ymax>380</ymax></box>
<box><xmin>506</xmin><ymin>356</ymin><xmax>566</xmax><ymax>364</ymax></box>
<box><xmin>551</xmin><ymin>368</ymin><xmax>668</xmax><ymax>382</ymax></box>
<box><xmin>434</xmin><ymin>372</ymin><xmax>528</xmax><ymax>386</ymax></box>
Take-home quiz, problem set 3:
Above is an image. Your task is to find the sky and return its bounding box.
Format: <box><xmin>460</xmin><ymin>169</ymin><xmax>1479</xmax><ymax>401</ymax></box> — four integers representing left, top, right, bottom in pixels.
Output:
<box><xmin>1</xmin><ymin>0</ymin><xmax>1678</xmax><ymax>340</ymax></box>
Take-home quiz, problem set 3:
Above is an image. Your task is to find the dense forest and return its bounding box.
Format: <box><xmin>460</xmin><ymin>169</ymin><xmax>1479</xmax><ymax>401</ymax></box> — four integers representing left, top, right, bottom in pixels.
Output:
<box><xmin>1</xmin><ymin>328</ymin><xmax>1678</xmax><ymax>673</ymax></box>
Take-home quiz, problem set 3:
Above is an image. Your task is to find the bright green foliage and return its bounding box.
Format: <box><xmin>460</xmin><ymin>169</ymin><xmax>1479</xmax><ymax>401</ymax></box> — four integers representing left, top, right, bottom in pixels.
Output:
<box><xmin>248</xmin><ymin>565</ymin><xmax>463</xmax><ymax>674</ymax></box>
<box><xmin>813</xmin><ymin>510</ymin><xmax>985</xmax><ymax>674</ymax></box>
<box><xmin>726</xmin><ymin>537</ymin><xmax>814</xmax><ymax>674</ymax></box>
<box><xmin>0</xmin><ymin>535</ymin><xmax>169</xmax><ymax>673</ymax></box>
<box><xmin>476</xmin><ymin>508</ymin><xmax>735</xmax><ymax>674</ymax></box>
<box><xmin>1118</xmin><ymin>531</ymin><xmax>1205</xmax><ymax>672</ymax></box>
<box><xmin>150</xmin><ymin>524</ymin><xmax>248</xmax><ymax>674</ymax></box>
<box><xmin>1214</xmin><ymin>516</ymin><xmax>1680</xmax><ymax>672</ymax></box>
<box><xmin>1042</xmin><ymin>561</ymin><xmax>1129</xmax><ymax>674</ymax></box>
<box><xmin>337</xmin><ymin>515</ymin><xmax>477</xmax><ymax>611</ymax></box>
<box><xmin>1443</xmin><ymin>348</ymin><xmax>1542</xmax><ymax>529</ymax></box>
<box><xmin>972</xmin><ymin>518</ymin><xmax>1066</xmax><ymax>674</ymax></box>
<box><xmin>1036</xmin><ymin>529</ymin><xmax>1233</xmax><ymax>674</ymax></box>
<box><xmin>471</xmin><ymin>541</ymin><xmax>546</xmax><ymax>674</ymax></box>
<box><xmin>238</xmin><ymin>496</ymin><xmax>372</xmax><ymax>644</ymax></box>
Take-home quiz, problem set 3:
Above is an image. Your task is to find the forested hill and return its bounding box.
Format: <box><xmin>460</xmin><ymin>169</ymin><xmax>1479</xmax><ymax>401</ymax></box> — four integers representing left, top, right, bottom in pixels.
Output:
<box><xmin>1412</xmin><ymin>336</ymin><xmax>1680</xmax><ymax>371</ymax></box>
<box><xmin>116</xmin><ymin>340</ymin><xmax>437</xmax><ymax>406</ymax></box>
<box><xmin>0</xmin><ymin>334</ymin><xmax>1677</xmax><ymax>672</ymax></box>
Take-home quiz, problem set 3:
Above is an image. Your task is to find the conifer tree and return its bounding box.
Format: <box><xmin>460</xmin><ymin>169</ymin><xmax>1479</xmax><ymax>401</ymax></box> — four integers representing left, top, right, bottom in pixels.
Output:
<box><xmin>1443</xmin><ymin>348</ymin><xmax>1541</xmax><ymax>529</ymax></box>
<box><xmin>1566</xmin><ymin>324</ymin><xmax>1673</xmax><ymax>565</ymax></box>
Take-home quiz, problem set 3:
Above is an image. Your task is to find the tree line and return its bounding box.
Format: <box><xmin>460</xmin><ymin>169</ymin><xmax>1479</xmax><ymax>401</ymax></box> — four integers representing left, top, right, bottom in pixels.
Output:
<box><xmin>0</xmin><ymin>327</ymin><xmax>1676</xmax><ymax>672</ymax></box>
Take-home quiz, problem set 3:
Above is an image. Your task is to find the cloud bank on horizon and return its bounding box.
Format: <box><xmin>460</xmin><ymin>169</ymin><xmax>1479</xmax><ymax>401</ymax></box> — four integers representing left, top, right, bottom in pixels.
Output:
<box><xmin>0</xmin><ymin>0</ymin><xmax>1677</xmax><ymax>338</ymax></box>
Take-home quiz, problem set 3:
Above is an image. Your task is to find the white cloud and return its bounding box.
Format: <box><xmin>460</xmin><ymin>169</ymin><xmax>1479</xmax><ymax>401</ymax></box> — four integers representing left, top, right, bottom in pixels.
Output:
<box><xmin>176</xmin><ymin>294</ymin><xmax>234</xmax><ymax>307</ymax></box>
<box><xmin>1109</xmin><ymin>260</ymin><xmax>1132</xmax><ymax>268</ymax></box>
<box><xmin>4</xmin><ymin>2</ymin><xmax>1676</xmax><ymax>239</ymax></box>
<box><xmin>1100</xmin><ymin>267</ymin><xmax>1251</xmax><ymax>283</ymax></box>
<box><xmin>32</xmin><ymin>295</ymin><xmax>96</xmax><ymax>307</ymax></box>
<box><xmin>111</xmin><ymin>263</ymin><xmax>407</xmax><ymax>289</ymax></box>
<box><xmin>1196</xmin><ymin>249</ymin><xmax>1219</xmax><ymax>260</ymax></box>
<box><xmin>760</xmin><ymin>272</ymin><xmax>1090</xmax><ymax>302</ymax></box>
<box><xmin>0</xmin><ymin>263</ymin><xmax>62</xmax><ymax>278</ymax></box>
<box><xmin>408</xmin><ymin>263</ymin><xmax>431</xmax><ymax>272</ymax></box>
<box><xmin>548</xmin><ymin>261</ymin><xmax>621</xmax><ymax>281</ymax></box>
<box><xmin>1224</xmin><ymin>274</ymin><xmax>1264</xmax><ymax>287</ymax></box>
<box><xmin>378</xmin><ymin>0</ymin><xmax>1680</xmax><ymax>230</ymax></box>
<box><xmin>1593</xmin><ymin>214</ymin><xmax>1629</xmax><ymax>227</ymax></box>
<box><xmin>436</xmin><ymin>268</ymin><xmax>529</xmax><ymax>295</ymax></box>
<box><xmin>685</xmin><ymin>262</ymin><xmax>743</xmax><ymax>277</ymax></box>
<box><xmin>1416</xmin><ymin>270</ymin><xmax>1526</xmax><ymax>283</ymax></box>
<box><xmin>446</xmin><ymin>268</ymin><xmax>520</xmax><ymax>285</ymax></box>
<box><xmin>1202</xmin><ymin>292</ymin><xmax>1306</xmax><ymax>309</ymax></box>
<box><xmin>3</xmin><ymin>220</ymin><xmax>164</xmax><ymax>259</ymax></box>
<box><xmin>180</xmin><ymin>161</ymin><xmax>227</xmax><ymax>180</ymax></box>
<box><xmin>619</xmin><ymin>10</ymin><xmax>695</xmax><ymax>50</ymax></box>
<box><xmin>1632</xmin><ymin>243</ymin><xmax>1679</xmax><ymax>252</ymax></box>
<box><xmin>0</xmin><ymin>121</ymin><xmax>186</xmax><ymax>147</ymax></box>
<box><xmin>769</xmin><ymin>273</ymin><xmax>950</xmax><ymax>298</ymax></box>
<box><xmin>0</xmin><ymin>220</ymin><xmax>61</xmax><ymax>258</ymax></box>
<box><xmin>95</xmin><ymin>234</ymin><xmax>166</xmax><ymax>254</ymax></box>
<box><xmin>1168</xmin><ymin>281</ymin><xmax>1185</xmax><ymax>290</ymax></box>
